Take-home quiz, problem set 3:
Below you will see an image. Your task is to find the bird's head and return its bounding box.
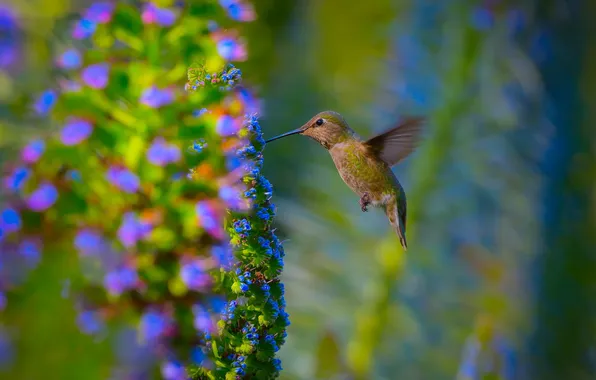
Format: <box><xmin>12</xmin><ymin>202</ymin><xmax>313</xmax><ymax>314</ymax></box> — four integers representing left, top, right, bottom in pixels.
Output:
<box><xmin>265</xmin><ymin>111</ymin><xmax>354</xmax><ymax>149</ymax></box>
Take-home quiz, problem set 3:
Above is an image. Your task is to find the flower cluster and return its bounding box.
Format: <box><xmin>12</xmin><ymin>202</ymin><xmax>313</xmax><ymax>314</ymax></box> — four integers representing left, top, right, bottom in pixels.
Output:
<box><xmin>186</xmin><ymin>63</ymin><xmax>243</xmax><ymax>92</ymax></box>
<box><xmin>0</xmin><ymin>0</ymin><xmax>287</xmax><ymax>378</ymax></box>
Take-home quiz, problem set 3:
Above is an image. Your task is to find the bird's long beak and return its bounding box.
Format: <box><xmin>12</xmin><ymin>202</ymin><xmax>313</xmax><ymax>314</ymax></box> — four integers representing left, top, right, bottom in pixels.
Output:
<box><xmin>265</xmin><ymin>125</ymin><xmax>307</xmax><ymax>143</ymax></box>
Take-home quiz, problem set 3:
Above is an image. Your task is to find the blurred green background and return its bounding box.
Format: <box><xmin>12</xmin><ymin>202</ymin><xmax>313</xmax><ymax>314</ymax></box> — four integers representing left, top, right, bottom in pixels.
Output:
<box><xmin>1</xmin><ymin>0</ymin><xmax>595</xmax><ymax>379</ymax></box>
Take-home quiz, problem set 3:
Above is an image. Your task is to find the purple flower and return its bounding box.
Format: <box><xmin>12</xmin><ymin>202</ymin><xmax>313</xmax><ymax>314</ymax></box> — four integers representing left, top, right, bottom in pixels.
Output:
<box><xmin>72</xmin><ymin>2</ymin><xmax>113</xmax><ymax>39</ymax></box>
<box><xmin>74</xmin><ymin>229</ymin><xmax>105</xmax><ymax>256</ymax></box>
<box><xmin>117</xmin><ymin>212</ymin><xmax>152</xmax><ymax>248</ymax></box>
<box><xmin>213</xmin><ymin>34</ymin><xmax>247</xmax><ymax>61</ymax></box>
<box><xmin>19</xmin><ymin>239</ymin><xmax>40</xmax><ymax>267</ymax></box>
<box><xmin>0</xmin><ymin>6</ymin><xmax>19</xmax><ymax>68</ymax></box>
<box><xmin>219</xmin><ymin>185</ymin><xmax>245</xmax><ymax>210</ymax></box>
<box><xmin>140</xmin><ymin>310</ymin><xmax>170</xmax><ymax>342</ymax></box>
<box><xmin>219</xmin><ymin>0</ymin><xmax>256</xmax><ymax>22</ymax></box>
<box><xmin>21</xmin><ymin>139</ymin><xmax>45</xmax><ymax>163</ymax></box>
<box><xmin>192</xmin><ymin>305</ymin><xmax>215</xmax><ymax>334</ymax></box>
<box><xmin>147</xmin><ymin>138</ymin><xmax>181</xmax><ymax>166</ymax></box>
<box><xmin>140</xmin><ymin>86</ymin><xmax>175</xmax><ymax>108</ymax></box>
<box><xmin>85</xmin><ymin>2</ymin><xmax>114</xmax><ymax>24</ymax></box>
<box><xmin>142</xmin><ymin>3</ymin><xmax>178</xmax><ymax>26</ymax></box>
<box><xmin>57</xmin><ymin>49</ymin><xmax>82</xmax><ymax>70</ymax></box>
<box><xmin>77</xmin><ymin>310</ymin><xmax>105</xmax><ymax>335</ymax></box>
<box><xmin>211</xmin><ymin>244</ymin><xmax>233</xmax><ymax>269</ymax></box>
<box><xmin>60</xmin><ymin>118</ymin><xmax>94</xmax><ymax>145</ymax></box>
<box><xmin>33</xmin><ymin>90</ymin><xmax>57</xmax><ymax>115</ymax></box>
<box><xmin>104</xmin><ymin>266</ymin><xmax>138</xmax><ymax>296</ymax></box>
<box><xmin>161</xmin><ymin>361</ymin><xmax>187</xmax><ymax>380</ymax></box>
<box><xmin>106</xmin><ymin>167</ymin><xmax>140</xmax><ymax>193</ymax></box>
<box><xmin>26</xmin><ymin>183</ymin><xmax>58</xmax><ymax>211</ymax></box>
<box><xmin>216</xmin><ymin>114</ymin><xmax>241</xmax><ymax>136</ymax></box>
<box><xmin>195</xmin><ymin>201</ymin><xmax>223</xmax><ymax>238</ymax></box>
<box><xmin>81</xmin><ymin>63</ymin><xmax>110</xmax><ymax>89</ymax></box>
<box><xmin>180</xmin><ymin>260</ymin><xmax>211</xmax><ymax>291</ymax></box>
<box><xmin>3</xmin><ymin>167</ymin><xmax>30</xmax><ymax>192</ymax></box>
<box><xmin>72</xmin><ymin>19</ymin><xmax>97</xmax><ymax>40</ymax></box>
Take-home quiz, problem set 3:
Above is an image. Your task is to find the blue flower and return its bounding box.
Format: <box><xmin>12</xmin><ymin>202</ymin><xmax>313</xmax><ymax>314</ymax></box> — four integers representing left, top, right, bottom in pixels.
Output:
<box><xmin>140</xmin><ymin>86</ymin><xmax>175</xmax><ymax>108</ymax></box>
<box><xmin>106</xmin><ymin>167</ymin><xmax>141</xmax><ymax>193</ymax></box>
<box><xmin>21</xmin><ymin>140</ymin><xmax>45</xmax><ymax>163</ymax></box>
<box><xmin>4</xmin><ymin>167</ymin><xmax>30</xmax><ymax>192</ymax></box>
<box><xmin>33</xmin><ymin>90</ymin><xmax>57</xmax><ymax>115</ymax></box>
<box><xmin>233</xmin><ymin>218</ymin><xmax>251</xmax><ymax>238</ymax></box>
<box><xmin>81</xmin><ymin>63</ymin><xmax>110</xmax><ymax>89</ymax></box>
<box><xmin>77</xmin><ymin>310</ymin><xmax>105</xmax><ymax>335</ymax></box>
<box><xmin>26</xmin><ymin>183</ymin><xmax>58</xmax><ymax>211</ymax></box>
<box><xmin>58</xmin><ymin>49</ymin><xmax>82</xmax><ymax>70</ymax></box>
<box><xmin>19</xmin><ymin>239</ymin><xmax>40</xmax><ymax>267</ymax></box>
<box><xmin>0</xmin><ymin>208</ymin><xmax>21</xmax><ymax>234</ymax></box>
<box><xmin>147</xmin><ymin>138</ymin><xmax>181</xmax><ymax>166</ymax></box>
<box><xmin>60</xmin><ymin>118</ymin><xmax>94</xmax><ymax>145</ymax></box>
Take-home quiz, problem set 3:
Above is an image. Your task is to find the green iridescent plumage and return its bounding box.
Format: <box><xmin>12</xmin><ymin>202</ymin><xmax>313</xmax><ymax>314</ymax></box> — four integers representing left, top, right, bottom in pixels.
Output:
<box><xmin>265</xmin><ymin>111</ymin><xmax>424</xmax><ymax>250</ymax></box>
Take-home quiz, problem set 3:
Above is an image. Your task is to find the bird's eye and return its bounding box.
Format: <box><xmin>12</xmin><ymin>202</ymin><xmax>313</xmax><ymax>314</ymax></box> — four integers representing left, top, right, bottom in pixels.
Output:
<box><xmin>315</xmin><ymin>118</ymin><xmax>324</xmax><ymax>126</ymax></box>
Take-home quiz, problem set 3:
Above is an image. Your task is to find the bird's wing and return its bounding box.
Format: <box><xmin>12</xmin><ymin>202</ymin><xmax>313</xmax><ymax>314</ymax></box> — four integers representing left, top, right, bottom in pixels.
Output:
<box><xmin>364</xmin><ymin>117</ymin><xmax>424</xmax><ymax>167</ymax></box>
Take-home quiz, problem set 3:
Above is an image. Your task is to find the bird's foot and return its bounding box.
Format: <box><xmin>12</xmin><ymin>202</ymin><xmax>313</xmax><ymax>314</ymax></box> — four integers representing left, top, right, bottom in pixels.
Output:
<box><xmin>360</xmin><ymin>193</ymin><xmax>371</xmax><ymax>212</ymax></box>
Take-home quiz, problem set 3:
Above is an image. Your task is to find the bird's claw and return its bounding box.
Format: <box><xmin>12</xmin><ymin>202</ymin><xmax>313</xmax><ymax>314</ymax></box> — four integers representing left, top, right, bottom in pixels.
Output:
<box><xmin>360</xmin><ymin>193</ymin><xmax>371</xmax><ymax>212</ymax></box>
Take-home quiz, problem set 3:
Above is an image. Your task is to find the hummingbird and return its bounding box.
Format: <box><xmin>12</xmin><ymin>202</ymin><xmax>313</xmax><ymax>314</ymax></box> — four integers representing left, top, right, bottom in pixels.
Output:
<box><xmin>265</xmin><ymin>111</ymin><xmax>424</xmax><ymax>250</ymax></box>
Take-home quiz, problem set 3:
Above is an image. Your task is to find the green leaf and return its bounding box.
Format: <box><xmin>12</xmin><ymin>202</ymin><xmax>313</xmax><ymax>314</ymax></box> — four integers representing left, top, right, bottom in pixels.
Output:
<box><xmin>315</xmin><ymin>330</ymin><xmax>342</xmax><ymax>379</ymax></box>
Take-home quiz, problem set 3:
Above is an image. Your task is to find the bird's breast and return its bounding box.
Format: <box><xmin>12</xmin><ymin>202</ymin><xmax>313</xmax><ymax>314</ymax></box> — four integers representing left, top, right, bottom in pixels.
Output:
<box><xmin>329</xmin><ymin>142</ymin><xmax>397</xmax><ymax>203</ymax></box>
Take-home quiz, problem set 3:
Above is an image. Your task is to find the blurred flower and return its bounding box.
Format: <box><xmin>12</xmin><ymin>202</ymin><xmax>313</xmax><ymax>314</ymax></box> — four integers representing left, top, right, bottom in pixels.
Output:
<box><xmin>180</xmin><ymin>259</ymin><xmax>211</xmax><ymax>291</ymax></box>
<box><xmin>82</xmin><ymin>63</ymin><xmax>110</xmax><ymax>89</ymax></box>
<box><xmin>18</xmin><ymin>239</ymin><xmax>40</xmax><ymax>267</ymax></box>
<box><xmin>140</xmin><ymin>86</ymin><xmax>175</xmax><ymax>108</ymax></box>
<box><xmin>471</xmin><ymin>7</ymin><xmax>494</xmax><ymax>30</ymax></box>
<box><xmin>60</xmin><ymin>118</ymin><xmax>94</xmax><ymax>145</ymax></box>
<box><xmin>107</xmin><ymin>166</ymin><xmax>141</xmax><ymax>193</ymax></box>
<box><xmin>33</xmin><ymin>90</ymin><xmax>57</xmax><ymax>115</ymax></box>
<box><xmin>85</xmin><ymin>2</ymin><xmax>115</xmax><ymax>24</ymax></box>
<box><xmin>219</xmin><ymin>186</ymin><xmax>245</xmax><ymax>210</ymax></box>
<box><xmin>26</xmin><ymin>183</ymin><xmax>58</xmax><ymax>211</ymax></box>
<box><xmin>195</xmin><ymin>201</ymin><xmax>223</xmax><ymax>238</ymax></box>
<box><xmin>57</xmin><ymin>49</ymin><xmax>82</xmax><ymax>70</ymax></box>
<box><xmin>161</xmin><ymin>361</ymin><xmax>187</xmax><ymax>380</ymax></box>
<box><xmin>212</xmin><ymin>32</ymin><xmax>247</xmax><ymax>61</ymax></box>
<box><xmin>193</xmin><ymin>108</ymin><xmax>208</xmax><ymax>117</ymax></box>
<box><xmin>211</xmin><ymin>244</ymin><xmax>233</xmax><ymax>269</ymax></box>
<box><xmin>117</xmin><ymin>212</ymin><xmax>152</xmax><ymax>248</ymax></box>
<box><xmin>192</xmin><ymin>305</ymin><xmax>216</xmax><ymax>334</ymax></box>
<box><xmin>72</xmin><ymin>19</ymin><xmax>97</xmax><ymax>40</ymax></box>
<box><xmin>75</xmin><ymin>229</ymin><xmax>106</xmax><ymax>256</ymax></box>
<box><xmin>3</xmin><ymin>167</ymin><xmax>30</xmax><ymax>192</ymax></box>
<box><xmin>104</xmin><ymin>266</ymin><xmax>138</xmax><ymax>296</ymax></box>
<box><xmin>77</xmin><ymin>310</ymin><xmax>105</xmax><ymax>335</ymax></box>
<box><xmin>21</xmin><ymin>139</ymin><xmax>45</xmax><ymax>163</ymax></box>
<box><xmin>0</xmin><ymin>6</ymin><xmax>19</xmax><ymax>69</ymax></box>
<box><xmin>72</xmin><ymin>2</ymin><xmax>114</xmax><ymax>39</ymax></box>
<box><xmin>0</xmin><ymin>208</ymin><xmax>20</xmax><ymax>234</ymax></box>
<box><xmin>216</xmin><ymin>114</ymin><xmax>241</xmax><ymax>136</ymax></box>
<box><xmin>59</xmin><ymin>79</ymin><xmax>82</xmax><ymax>93</ymax></box>
<box><xmin>0</xmin><ymin>327</ymin><xmax>13</xmax><ymax>368</ymax></box>
<box><xmin>147</xmin><ymin>138</ymin><xmax>181</xmax><ymax>166</ymax></box>
<box><xmin>140</xmin><ymin>310</ymin><xmax>171</xmax><ymax>343</ymax></box>
<box><xmin>142</xmin><ymin>3</ymin><xmax>178</xmax><ymax>26</ymax></box>
<box><xmin>219</xmin><ymin>0</ymin><xmax>256</xmax><ymax>22</ymax></box>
